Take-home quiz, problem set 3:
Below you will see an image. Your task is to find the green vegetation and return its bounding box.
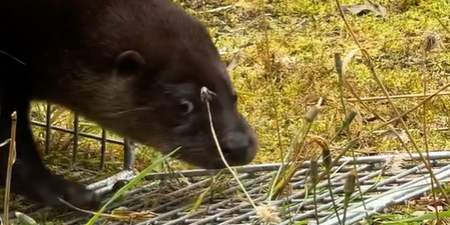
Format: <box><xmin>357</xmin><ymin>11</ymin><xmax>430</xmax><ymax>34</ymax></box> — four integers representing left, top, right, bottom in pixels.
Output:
<box><xmin>31</xmin><ymin>0</ymin><xmax>450</xmax><ymax>174</ymax></box>
<box><xmin>4</xmin><ymin>0</ymin><xmax>450</xmax><ymax>224</ymax></box>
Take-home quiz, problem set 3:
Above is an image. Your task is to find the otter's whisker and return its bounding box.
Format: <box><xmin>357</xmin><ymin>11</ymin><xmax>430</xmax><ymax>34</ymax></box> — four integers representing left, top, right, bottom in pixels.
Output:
<box><xmin>110</xmin><ymin>106</ymin><xmax>154</xmax><ymax>116</ymax></box>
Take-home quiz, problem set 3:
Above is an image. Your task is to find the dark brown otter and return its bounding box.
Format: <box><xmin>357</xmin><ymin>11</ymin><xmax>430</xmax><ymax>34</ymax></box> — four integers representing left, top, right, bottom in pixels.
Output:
<box><xmin>0</xmin><ymin>0</ymin><xmax>258</xmax><ymax>210</ymax></box>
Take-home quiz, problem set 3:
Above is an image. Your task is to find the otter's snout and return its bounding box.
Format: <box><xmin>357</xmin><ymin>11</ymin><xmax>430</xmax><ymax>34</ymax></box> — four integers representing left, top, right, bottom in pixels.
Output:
<box><xmin>212</xmin><ymin>130</ymin><xmax>258</xmax><ymax>169</ymax></box>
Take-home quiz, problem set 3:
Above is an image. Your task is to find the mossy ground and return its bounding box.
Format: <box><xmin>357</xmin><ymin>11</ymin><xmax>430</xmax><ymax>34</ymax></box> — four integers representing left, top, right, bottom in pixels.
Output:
<box><xmin>3</xmin><ymin>0</ymin><xmax>450</xmax><ymax>224</ymax></box>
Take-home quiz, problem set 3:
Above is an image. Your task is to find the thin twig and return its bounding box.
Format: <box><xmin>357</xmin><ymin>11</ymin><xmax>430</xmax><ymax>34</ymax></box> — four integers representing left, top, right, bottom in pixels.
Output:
<box><xmin>4</xmin><ymin>112</ymin><xmax>18</xmax><ymax>225</ymax></box>
<box><xmin>347</xmin><ymin>91</ymin><xmax>450</xmax><ymax>102</ymax></box>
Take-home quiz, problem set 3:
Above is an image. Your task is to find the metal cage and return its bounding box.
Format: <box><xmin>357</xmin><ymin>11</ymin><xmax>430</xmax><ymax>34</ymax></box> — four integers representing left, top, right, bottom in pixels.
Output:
<box><xmin>31</xmin><ymin>102</ymin><xmax>137</xmax><ymax>171</ymax></box>
<box><xmin>3</xmin><ymin>102</ymin><xmax>450</xmax><ymax>224</ymax></box>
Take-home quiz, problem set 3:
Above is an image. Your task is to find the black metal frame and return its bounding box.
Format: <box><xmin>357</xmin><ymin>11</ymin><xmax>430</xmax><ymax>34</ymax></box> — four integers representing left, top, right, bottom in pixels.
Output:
<box><xmin>31</xmin><ymin>102</ymin><xmax>136</xmax><ymax>171</ymax></box>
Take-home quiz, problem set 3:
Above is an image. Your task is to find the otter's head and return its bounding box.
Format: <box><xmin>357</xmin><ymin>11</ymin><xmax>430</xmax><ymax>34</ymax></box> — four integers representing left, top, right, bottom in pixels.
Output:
<box><xmin>105</xmin><ymin>50</ymin><xmax>259</xmax><ymax>169</ymax></box>
<box><xmin>64</xmin><ymin>0</ymin><xmax>259</xmax><ymax>169</ymax></box>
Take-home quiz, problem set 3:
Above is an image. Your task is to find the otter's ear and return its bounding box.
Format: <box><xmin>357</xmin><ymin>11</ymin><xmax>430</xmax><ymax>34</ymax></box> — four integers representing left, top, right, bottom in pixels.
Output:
<box><xmin>113</xmin><ymin>50</ymin><xmax>146</xmax><ymax>76</ymax></box>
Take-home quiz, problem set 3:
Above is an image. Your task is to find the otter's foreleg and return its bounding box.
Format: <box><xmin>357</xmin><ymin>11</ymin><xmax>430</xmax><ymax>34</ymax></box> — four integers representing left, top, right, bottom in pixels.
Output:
<box><xmin>0</xmin><ymin>93</ymin><xmax>100</xmax><ymax>211</ymax></box>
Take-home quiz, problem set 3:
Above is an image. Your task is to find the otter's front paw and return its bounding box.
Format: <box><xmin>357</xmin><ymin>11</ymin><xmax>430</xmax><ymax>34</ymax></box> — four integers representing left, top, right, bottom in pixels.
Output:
<box><xmin>62</xmin><ymin>182</ymin><xmax>101</xmax><ymax>210</ymax></box>
<box><xmin>50</xmin><ymin>175</ymin><xmax>101</xmax><ymax>211</ymax></box>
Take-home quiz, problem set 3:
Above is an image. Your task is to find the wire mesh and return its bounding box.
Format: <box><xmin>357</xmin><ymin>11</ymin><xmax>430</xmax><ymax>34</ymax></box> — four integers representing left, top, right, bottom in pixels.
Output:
<box><xmin>1</xmin><ymin>102</ymin><xmax>447</xmax><ymax>224</ymax></box>
<box><xmin>31</xmin><ymin>103</ymin><xmax>137</xmax><ymax>172</ymax></box>
<box><xmin>5</xmin><ymin>148</ymin><xmax>450</xmax><ymax>224</ymax></box>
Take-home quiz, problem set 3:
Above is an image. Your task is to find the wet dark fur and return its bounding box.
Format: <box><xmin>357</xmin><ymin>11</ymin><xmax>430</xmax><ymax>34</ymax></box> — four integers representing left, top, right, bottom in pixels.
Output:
<box><xmin>0</xmin><ymin>0</ymin><xmax>258</xmax><ymax>211</ymax></box>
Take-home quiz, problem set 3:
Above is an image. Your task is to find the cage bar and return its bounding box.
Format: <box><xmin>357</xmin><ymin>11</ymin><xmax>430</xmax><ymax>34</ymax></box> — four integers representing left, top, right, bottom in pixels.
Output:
<box><xmin>5</xmin><ymin>103</ymin><xmax>450</xmax><ymax>224</ymax></box>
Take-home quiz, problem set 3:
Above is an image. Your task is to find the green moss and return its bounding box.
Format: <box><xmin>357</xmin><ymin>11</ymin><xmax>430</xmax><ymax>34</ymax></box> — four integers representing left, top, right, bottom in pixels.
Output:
<box><xmin>18</xmin><ymin>0</ymin><xmax>450</xmax><ymax>223</ymax></box>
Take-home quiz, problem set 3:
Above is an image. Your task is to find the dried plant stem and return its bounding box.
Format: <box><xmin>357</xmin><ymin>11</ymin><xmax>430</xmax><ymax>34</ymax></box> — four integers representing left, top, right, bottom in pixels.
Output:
<box><xmin>322</xmin><ymin>144</ymin><xmax>342</xmax><ymax>224</ymax></box>
<box><xmin>201</xmin><ymin>87</ymin><xmax>257</xmax><ymax>210</ymax></box>
<box><xmin>335</xmin><ymin>53</ymin><xmax>350</xmax><ymax>136</ymax></box>
<box><xmin>4</xmin><ymin>112</ymin><xmax>18</xmax><ymax>225</ymax></box>
<box><xmin>334</xmin><ymin>0</ymin><xmax>450</xmax><ymax>204</ymax></box>
<box><xmin>367</xmin><ymin>84</ymin><xmax>450</xmax><ymax>132</ymax></box>
<box><xmin>58</xmin><ymin>198</ymin><xmax>153</xmax><ymax>220</ymax></box>
<box><xmin>258</xmin><ymin>0</ymin><xmax>285</xmax><ymax>163</ymax></box>
<box><xmin>270</xmin><ymin>101</ymin><xmax>322</xmax><ymax>200</ymax></box>
<box><xmin>316</xmin><ymin>83</ymin><xmax>450</xmax><ymax>186</ymax></box>
<box><xmin>422</xmin><ymin>40</ymin><xmax>439</xmax><ymax>223</ymax></box>
<box><xmin>372</xmin><ymin>127</ymin><xmax>450</xmax><ymax>134</ymax></box>
<box><xmin>346</xmin><ymin>91</ymin><xmax>450</xmax><ymax>102</ymax></box>
<box><xmin>339</xmin><ymin>57</ymin><xmax>387</xmax><ymax>123</ymax></box>
<box><xmin>342</xmin><ymin>169</ymin><xmax>356</xmax><ymax>225</ymax></box>
<box><xmin>436</xmin><ymin>16</ymin><xmax>450</xmax><ymax>35</ymax></box>
<box><xmin>309</xmin><ymin>160</ymin><xmax>319</xmax><ymax>225</ymax></box>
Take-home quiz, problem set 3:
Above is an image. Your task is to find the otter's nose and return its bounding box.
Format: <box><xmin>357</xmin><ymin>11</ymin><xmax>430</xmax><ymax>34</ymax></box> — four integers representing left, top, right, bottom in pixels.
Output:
<box><xmin>220</xmin><ymin>131</ymin><xmax>258</xmax><ymax>166</ymax></box>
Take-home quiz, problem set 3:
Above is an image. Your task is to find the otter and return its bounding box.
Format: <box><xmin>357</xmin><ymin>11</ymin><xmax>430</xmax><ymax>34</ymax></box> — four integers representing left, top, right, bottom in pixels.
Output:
<box><xmin>0</xmin><ymin>0</ymin><xmax>258</xmax><ymax>210</ymax></box>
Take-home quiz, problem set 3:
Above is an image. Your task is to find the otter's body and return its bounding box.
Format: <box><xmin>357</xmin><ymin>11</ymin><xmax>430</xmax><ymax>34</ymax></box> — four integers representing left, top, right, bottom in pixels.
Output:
<box><xmin>0</xmin><ymin>0</ymin><xmax>258</xmax><ymax>210</ymax></box>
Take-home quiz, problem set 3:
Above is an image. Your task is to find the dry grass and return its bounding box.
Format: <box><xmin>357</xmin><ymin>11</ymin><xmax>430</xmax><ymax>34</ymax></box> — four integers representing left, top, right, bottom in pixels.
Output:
<box><xmin>4</xmin><ymin>0</ymin><xmax>450</xmax><ymax>224</ymax></box>
<box><xmin>31</xmin><ymin>0</ymin><xmax>450</xmax><ymax>170</ymax></box>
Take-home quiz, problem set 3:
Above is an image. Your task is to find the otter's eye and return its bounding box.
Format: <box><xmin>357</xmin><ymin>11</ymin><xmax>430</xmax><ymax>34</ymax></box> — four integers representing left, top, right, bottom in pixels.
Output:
<box><xmin>179</xmin><ymin>100</ymin><xmax>194</xmax><ymax>115</ymax></box>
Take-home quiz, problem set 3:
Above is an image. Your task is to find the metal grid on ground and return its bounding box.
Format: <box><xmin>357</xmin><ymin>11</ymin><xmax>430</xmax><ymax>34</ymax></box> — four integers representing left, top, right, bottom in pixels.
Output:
<box><xmin>6</xmin><ymin>151</ymin><xmax>450</xmax><ymax>225</ymax></box>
